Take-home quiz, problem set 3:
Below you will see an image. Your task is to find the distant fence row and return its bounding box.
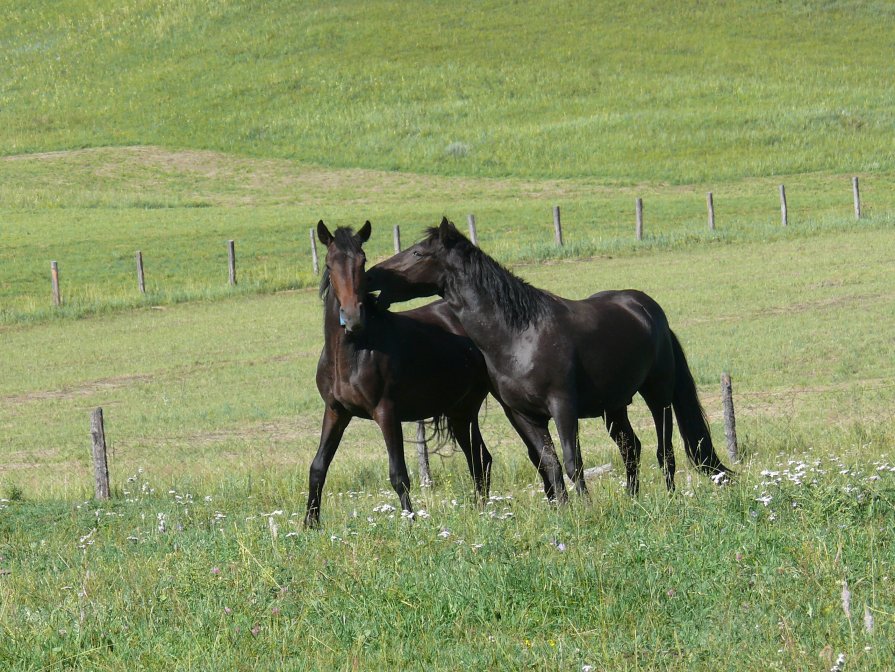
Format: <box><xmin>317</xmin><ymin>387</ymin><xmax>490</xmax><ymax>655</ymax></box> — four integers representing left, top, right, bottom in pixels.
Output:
<box><xmin>47</xmin><ymin>177</ymin><xmax>869</xmax><ymax>307</ymax></box>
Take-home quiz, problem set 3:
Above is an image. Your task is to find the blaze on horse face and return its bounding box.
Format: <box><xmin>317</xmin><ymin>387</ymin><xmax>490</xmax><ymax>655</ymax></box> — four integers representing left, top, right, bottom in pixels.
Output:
<box><xmin>317</xmin><ymin>220</ymin><xmax>371</xmax><ymax>336</ymax></box>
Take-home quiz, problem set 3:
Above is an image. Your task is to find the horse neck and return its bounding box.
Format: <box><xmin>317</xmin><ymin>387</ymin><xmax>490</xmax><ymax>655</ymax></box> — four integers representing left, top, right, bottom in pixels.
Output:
<box><xmin>322</xmin><ymin>292</ymin><xmax>353</xmax><ymax>355</ymax></box>
<box><xmin>443</xmin><ymin>266</ymin><xmax>527</xmax><ymax>344</ymax></box>
<box><xmin>322</xmin><ymin>291</ymin><xmax>374</xmax><ymax>358</ymax></box>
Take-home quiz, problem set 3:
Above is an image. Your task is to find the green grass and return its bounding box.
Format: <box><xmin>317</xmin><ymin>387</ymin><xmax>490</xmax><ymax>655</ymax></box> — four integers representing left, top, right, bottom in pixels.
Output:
<box><xmin>3</xmin><ymin>1</ymin><xmax>895</xmax><ymax>181</ymax></box>
<box><xmin>3</xmin><ymin>228</ymin><xmax>893</xmax><ymax>498</ymax></box>
<box><xmin>3</xmin><ymin>147</ymin><xmax>895</xmax><ymax>323</ymax></box>
<box><xmin>3</xmin><ymin>231</ymin><xmax>892</xmax><ymax>670</ymax></box>
<box><xmin>3</xmin><ymin>1</ymin><xmax>895</xmax><ymax>668</ymax></box>
<box><xmin>2</xmin><ymin>456</ymin><xmax>893</xmax><ymax>670</ymax></box>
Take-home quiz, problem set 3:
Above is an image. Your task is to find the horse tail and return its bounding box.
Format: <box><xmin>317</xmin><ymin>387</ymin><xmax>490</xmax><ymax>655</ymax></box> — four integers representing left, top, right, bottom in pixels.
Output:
<box><xmin>428</xmin><ymin>414</ymin><xmax>461</xmax><ymax>448</ymax></box>
<box><xmin>670</xmin><ymin>331</ymin><xmax>731</xmax><ymax>480</ymax></box>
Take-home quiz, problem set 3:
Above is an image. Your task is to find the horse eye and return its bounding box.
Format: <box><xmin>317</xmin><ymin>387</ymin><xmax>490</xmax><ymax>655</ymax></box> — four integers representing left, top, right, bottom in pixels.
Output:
<box><xmin>412</xmin><ymin>250</ymin><xmax>423</xmax><ymax>258</ymax></box>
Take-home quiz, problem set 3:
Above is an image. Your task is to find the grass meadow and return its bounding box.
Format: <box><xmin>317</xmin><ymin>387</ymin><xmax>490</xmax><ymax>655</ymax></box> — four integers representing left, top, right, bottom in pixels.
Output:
<box><xmin>2</xmin><ymin>228</ymin><xmax>894</xmax><ymax>670</ymax></box>
<box><xmin>2</xmin><ymin>0</ymin><xmax>895</xmax><ymax>669</ymax></box>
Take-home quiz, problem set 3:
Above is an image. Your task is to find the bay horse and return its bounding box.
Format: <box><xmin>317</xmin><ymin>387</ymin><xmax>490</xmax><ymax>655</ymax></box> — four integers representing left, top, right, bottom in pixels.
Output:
<box><xmin>305</xmin><ymin>220</ymin><xmax>492</xmax><ymax>527</ymax></box>
<box><xmin>367</xmin><ymin>217</ymin><xmax>730</xmax><ymax>503</ymax></box>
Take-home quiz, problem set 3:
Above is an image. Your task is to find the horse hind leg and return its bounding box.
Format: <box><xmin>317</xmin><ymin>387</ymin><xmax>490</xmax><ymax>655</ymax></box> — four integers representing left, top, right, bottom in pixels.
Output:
<box><xmin>373</xmin><ymin>403</ymin><xmax>413</xmax><ymax>515</ymax></box>
<box><xmin>448</xmin><ymin>415</ymin><xmax>492</xmax><ymax>502</ymax></box>
<box><xmin>603</xmin><ymin>407</ymin><xmax>642</xmax><ymax>497</ymax></box>
<box><xmin>649</xmin><ymin>402</ymin><xmax>676</xmax><ymax>492</ymax></box>
<box><xmin>640</xmin><ymin>379</ymin><xmax>677</xmax><ymax>492</ymax></box>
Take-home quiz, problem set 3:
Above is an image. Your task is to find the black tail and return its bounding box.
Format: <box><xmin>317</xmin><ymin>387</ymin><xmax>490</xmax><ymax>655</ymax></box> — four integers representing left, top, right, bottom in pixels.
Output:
<box><xmin>427</xmin><ymin>414</ymin><xmax>461</xmax><ymax>451</ymax></box>
<box><xmin>670</xmin><ymin>331</ymin><xmax>731</xmax><ymax>480</ymax></box>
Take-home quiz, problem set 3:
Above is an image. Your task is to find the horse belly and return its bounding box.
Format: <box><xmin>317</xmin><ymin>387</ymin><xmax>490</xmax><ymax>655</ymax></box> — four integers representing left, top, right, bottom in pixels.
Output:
<box><xmin>391</xmin><ymin>365</ymin><xmax>483</xmax><ymax>421</ymax></box>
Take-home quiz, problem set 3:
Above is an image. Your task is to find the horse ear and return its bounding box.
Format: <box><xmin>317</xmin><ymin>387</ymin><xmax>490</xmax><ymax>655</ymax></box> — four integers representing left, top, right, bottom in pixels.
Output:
<box><xmin>357</xmin><ymin>220</ymin><xmax>372</xmax><ymax>244</ymax></box>
<box><xmin>317</xmin><ymin>220</ymin><xmax>334</xmax><ymax>246</ymax></box>
<box><xmin>438</xmin><ymin>217</ymin><xmax>461</xmax><ymax>247</ymax></box>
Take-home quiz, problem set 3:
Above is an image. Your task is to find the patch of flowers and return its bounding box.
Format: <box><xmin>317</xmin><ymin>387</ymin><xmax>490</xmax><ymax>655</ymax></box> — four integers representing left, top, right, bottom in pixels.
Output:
<box><xmin>751</xmin><ymin>454</ymin><xmax>893</xmax><ymax>523</ymax></box>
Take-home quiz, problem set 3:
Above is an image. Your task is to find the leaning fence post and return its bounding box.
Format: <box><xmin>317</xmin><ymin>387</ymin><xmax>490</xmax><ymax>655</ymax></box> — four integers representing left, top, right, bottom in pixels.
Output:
<box><xmin>467</xmin><ymin>214</ymin><xmax>478</xmax><ymax>246</ymax></box>
<box><xmin>90</xmin><ymin>408</ymin><xmax>111</xmax><ymax>500</ymax></box>
<box><xmin>779</xmin><ymin>184</ymin><xmax>788</xmax><ymax>227</ymax></box>
<box><xmin>310</xmin><ymin>228</ymin><xmax>319</xmax><ymax>275</ymax></box>
<box><xmin>707</xmin><ymin>192</ymin><xmax>715</xmax><ymax>231</ymax></box>
<box><xmin>50</xmin><ymin>261</ymin><xmax>61</xmax><ymax>307</ymax></box>
<box><xmin>852</xmin><ymin>176</ymin><xmax>862</xmax><ymax>219</ymax></box>
<box><xmin>635</xmin><ymin>198</ymin><xmax>644</xmax><ymax>241</ymax></box>
<box><xmin>553</xmin><ymin>205</ymin><xmax>563</xmax><ymax>246</ymax></box>
<box><xmin>393</xmin><ymin>225</ymin><xmax>401</xmax><ymax>253</ymax></box>
<box><xmin>721</xmin><ymin>372</ymin><xmax>739</xmax><ymax>464</ymax></box>
<box><xmin>416</xmin><ymin>422</ymin><xmax>432</xmax><ymax>487</ymax></box>
<box><xmin>227</xmin><ymin>240</ymin><xmax>237</xmax><ymax>286</ymax></box>
<box><xmin>136</xmin><ymin>251</ymin><xmax>145</xmax><ymax>294</ymax></box>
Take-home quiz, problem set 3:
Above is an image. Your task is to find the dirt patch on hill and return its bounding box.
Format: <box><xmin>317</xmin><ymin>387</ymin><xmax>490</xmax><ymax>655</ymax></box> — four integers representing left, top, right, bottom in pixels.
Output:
<box><xmin>2</xmin><ymin>373</ymin><xmax>153</xmax><ymax>406</ymax></box>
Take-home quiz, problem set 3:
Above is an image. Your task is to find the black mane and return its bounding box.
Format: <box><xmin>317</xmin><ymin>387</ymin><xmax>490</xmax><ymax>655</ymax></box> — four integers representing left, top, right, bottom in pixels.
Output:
<box><xmin>425</xmin><ymin>225</ymin><xmax>553</xmax><ymax>331</ymax></box>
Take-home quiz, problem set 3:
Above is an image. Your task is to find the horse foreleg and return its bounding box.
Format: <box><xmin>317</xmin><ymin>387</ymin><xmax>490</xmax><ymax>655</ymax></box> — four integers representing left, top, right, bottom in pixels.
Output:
<box><xmin>550</xmin><ymin>399</ymin><xmax>589</xmax><ymax>498</ymax></box>
<box><xmin>305</xmin><ymin>406</ymin><xmax>352</xmax><ymax>528</ymax></box>
<box><xmin>374</xmin><ymin>404</ymin><xmax>413</xmax><ymax>515</ymax></box>
<box><xmin>502</xmin><ymin>406</ymin><xmax>567</xmax><ymax>504</ymax></box>
<box><xmin>604</xmin><ymin>408</ymin><xmax>643</xmax><ymax>497</ymax></box>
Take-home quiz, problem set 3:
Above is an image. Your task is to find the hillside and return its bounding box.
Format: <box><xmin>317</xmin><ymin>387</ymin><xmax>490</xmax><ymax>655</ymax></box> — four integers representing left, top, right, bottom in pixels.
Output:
<box><xmin>3</xmin><ymin>0</ymin><xmax>894</xmax><ymax>181</ymax></box>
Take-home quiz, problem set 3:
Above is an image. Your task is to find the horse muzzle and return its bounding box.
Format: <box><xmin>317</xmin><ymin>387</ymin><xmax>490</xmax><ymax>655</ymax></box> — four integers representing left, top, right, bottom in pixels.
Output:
<box><xmin>339</xmin><ymin>306</ymin><xmax>365</xmax><ymax>336</ymax></box>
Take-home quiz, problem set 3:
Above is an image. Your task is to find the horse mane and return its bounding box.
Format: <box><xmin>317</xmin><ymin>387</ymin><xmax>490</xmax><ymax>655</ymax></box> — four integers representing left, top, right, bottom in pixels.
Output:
<box><xmin>425</xmin><ymin>225</ymin><xmax>553</xmax><ymax>331</ymax></box>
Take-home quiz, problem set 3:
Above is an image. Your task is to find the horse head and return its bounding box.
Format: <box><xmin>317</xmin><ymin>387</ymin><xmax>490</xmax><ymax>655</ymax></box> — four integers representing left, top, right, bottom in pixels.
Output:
<box><xmin>317</xmin><ymin>220</ymin><xmax>371</xmax><ymax>337</ymax></box>
<box><xmin>367</xmin><ymin>217</ymin><xmax>466</xmax><ymax>308</ymax></box>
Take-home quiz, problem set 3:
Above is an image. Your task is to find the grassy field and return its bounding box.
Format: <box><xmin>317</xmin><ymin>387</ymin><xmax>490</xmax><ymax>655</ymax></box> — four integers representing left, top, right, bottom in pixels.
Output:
<box><xmin>2</xmin><ymin>228</ymin><xmax>894</xmax><ymax>669</ymax></box>
<box><xmin>3</xmin><ymin>146</ymin><xmax>895</xmax><ymax>323</ymax></box>
<box><xmin>3</xmin><ymin>0</ymin><xmax>895</xmax><ymax>669</ymax></box>
<box><xmin>3</xmin><ymin>1</ymin><xmax>895</xmax><ymax>181</ymax></box>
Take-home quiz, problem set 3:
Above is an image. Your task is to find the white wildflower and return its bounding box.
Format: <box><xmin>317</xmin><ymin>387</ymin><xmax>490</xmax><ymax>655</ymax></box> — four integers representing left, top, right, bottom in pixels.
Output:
<box><xmin>831</xmin><ymin>652</ymin><xmax>845</xmax><ymax>672</ymax></box>
<box><xmin>372</xmin><ymin>503</ymin><xmax>396</xmax><ymax>514</ymax></box>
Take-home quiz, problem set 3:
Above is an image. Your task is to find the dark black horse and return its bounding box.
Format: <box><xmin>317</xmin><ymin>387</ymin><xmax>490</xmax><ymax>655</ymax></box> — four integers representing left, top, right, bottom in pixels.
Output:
<box><xmin>368</xmin><ymin>217</ymin><xmax>730</xmax><ymax>503</ymax></box>
<box><xmin>305</xmin><ymin>221</ymin><xmax>492</xmax><ymax>527</ymax></box>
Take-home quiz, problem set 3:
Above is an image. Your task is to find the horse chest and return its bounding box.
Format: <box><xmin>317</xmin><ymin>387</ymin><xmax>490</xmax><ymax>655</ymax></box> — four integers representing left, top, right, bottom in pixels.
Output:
<box><xmin>321</xmin><ymin>349</ymin><xmax>383</xmax><ymax>414</ymax></box>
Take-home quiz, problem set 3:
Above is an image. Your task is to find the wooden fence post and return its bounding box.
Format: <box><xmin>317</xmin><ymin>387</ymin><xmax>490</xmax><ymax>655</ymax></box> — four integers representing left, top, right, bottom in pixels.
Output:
<box><xmin>467</xmin><ymin>214</ymin><xmax>478</xmax><ymax>246</ymax></box>
<box><xmin>136</xmin><ymin>251</ymin><xmax>145</xmax><ymax>294</ymax></box>
<box><xmin>310</xmin><ymin>228</ymin><xmax>319</xmax><ymax>275</ymax></box>
<box><xmin>720</xmin><ymin>372</ymin><xmax>739</xmax><ymax>464</ymax></box>
<box><xmin>779</xmin><ymin>184</ymin><xmax>788</xmax><ymax>227</ymax></box>
<box><xmin>635</xmin><ymin>198</ymin><xmax>644</xmax><ymax>241</ymax></box>
<box><xmin>416</xmin><ymin>422</ymin><xmax>432</xmax><ymax>487</ymax></box>
<box><xmin>90</xmin><ymin>408</ymin><xmax>111</xmax><ymax>500</ymax></box>
<box><xmin>553</xmin><ymin>205</ymin><xmax>563</xmax><ymax>246</ymax></box>
<box><xmin>393</xmin><ymin>225</ymin><xmax>401</xmax><ymax>254</ymax></box>
<box><xmin>227</xmin><ymin>240</ymin><xmax>236</xmax><ymax>286</ymax></box>
<box><xmin>50</xmin><ymin>261</ymin><xmax>61</xmax><ymax>307</ymax></box>
<box><xmin>852</xmin><ymin>176</ymin><xmax>862</xmax><ymax>219</ymax></box>
<box><xmin>707</xmin><ymin>192</ymin><xmax>715</xmax><ymax>231</ymax></box>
